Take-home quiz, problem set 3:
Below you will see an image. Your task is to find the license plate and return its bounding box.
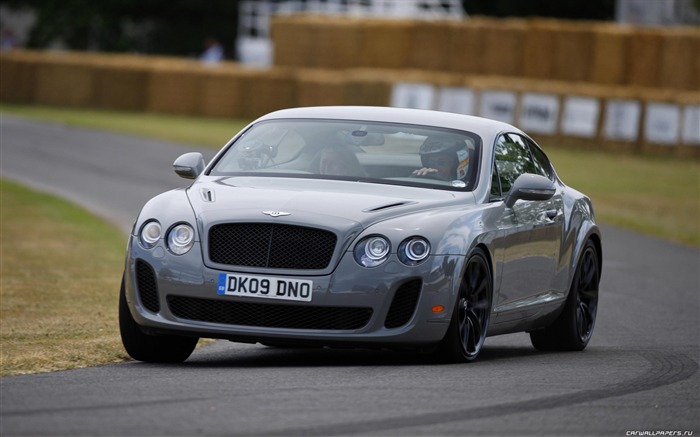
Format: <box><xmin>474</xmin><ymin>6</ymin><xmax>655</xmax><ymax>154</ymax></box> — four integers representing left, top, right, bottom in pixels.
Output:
<box><xmin>217</xmin><ymin>273</ymin><xmax>313</xmax><ymax>302</ymax></box>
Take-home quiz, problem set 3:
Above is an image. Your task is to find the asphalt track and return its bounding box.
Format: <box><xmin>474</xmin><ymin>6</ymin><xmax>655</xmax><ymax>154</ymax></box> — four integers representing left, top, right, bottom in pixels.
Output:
<box><xmin>1</xmin><ymin>114</ymin><xmax>698</xmax><ymax>436</ymax></box>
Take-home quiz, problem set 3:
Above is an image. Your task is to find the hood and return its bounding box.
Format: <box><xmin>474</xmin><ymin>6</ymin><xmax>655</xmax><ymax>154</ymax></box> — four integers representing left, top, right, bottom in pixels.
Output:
<box><xmin>188</xmin><ymin>176</ymin><xmax>473</xmax><ymax>233</ymax></box>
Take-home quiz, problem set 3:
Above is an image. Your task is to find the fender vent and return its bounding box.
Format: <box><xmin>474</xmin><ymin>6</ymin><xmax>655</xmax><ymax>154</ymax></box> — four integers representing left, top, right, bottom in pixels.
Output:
<box><xmin>136</xmin><ymin>259</ymin><xmax>160</xmax><ymax>313</ymax></box>
<box><xmin>384</xmin><ymin>279</ymin><xmax>422</xmax><ymax>328</ymax></box>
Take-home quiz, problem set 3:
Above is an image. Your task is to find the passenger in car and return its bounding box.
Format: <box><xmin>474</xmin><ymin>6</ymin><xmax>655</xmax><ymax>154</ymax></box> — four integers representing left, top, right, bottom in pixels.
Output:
<box><xmin>316</xmin><ymin>145</ymin><xmax>366</xmax><ymax>177</ymax></box>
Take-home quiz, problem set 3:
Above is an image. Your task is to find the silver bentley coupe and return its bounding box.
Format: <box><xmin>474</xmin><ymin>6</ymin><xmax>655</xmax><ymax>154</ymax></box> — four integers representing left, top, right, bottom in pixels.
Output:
<box><xmin>120</xmin><ymin>106</ymin><xmax>602</xmax><ymax>363</ymax></box>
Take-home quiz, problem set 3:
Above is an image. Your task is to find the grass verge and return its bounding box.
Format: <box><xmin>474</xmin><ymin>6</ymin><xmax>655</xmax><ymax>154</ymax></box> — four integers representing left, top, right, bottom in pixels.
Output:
<box><xmin>546</xmin><ymin>148</ymin><xmax>699</xmax><ymax>247</ymax></box>
<box><xmin>1</xmin><ymin>103</ymin><xmax>248</xmax><ymax>148</ymax></box>
<box><xmin>0</xmin><ymin>179</ymin><xmax>129</xmax><ymax>376</ymax></box>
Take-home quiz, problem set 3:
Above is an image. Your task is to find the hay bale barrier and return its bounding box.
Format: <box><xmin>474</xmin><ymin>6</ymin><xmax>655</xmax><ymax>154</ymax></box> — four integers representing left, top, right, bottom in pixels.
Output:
<box><xmin>0</xmin><ymin>16</ymin><xmax>697</xmax><ymax>155</ymax></box>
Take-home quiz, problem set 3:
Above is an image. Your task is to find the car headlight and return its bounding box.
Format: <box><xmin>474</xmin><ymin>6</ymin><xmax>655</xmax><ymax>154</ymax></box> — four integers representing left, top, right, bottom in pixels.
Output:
<box><xmin>139</xmin><ymin>220</ymin><xmax>161</xmax><ymax>249</ymax></box>
<box><xmin>398</xmin><ymin>237</ymin><xmax>431</xmax><ymax>266</ymax></box>
<box><xmin>167</xmin><ymin>223</ymin><xmax>195</xmax><ymax>255</ymax></box>
<box><xmin>354</xmin><ymin>235</ymin><xmax>391</xmax><ymax>267</ymax></box>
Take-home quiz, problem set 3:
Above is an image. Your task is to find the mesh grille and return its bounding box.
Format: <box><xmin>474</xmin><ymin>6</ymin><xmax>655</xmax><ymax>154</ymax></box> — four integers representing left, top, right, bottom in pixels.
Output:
<box><xmin>384</xmin><ymin>279</ymin><xmax>422</xmax><ymax>328</ymax></box>
<box><xmin>208</xmin><ymin>223</ymin><xmax>337</xmax><ymax>270</ymax></box>
<box><xmin>136</xmin><ymin>259</ymin><xmax>160</xmax><ymax>313</ymax></box>
<box><xmin>167</xmin><ymin>295</ymin><xmax>372</xmax><ymax>330</ymax></box>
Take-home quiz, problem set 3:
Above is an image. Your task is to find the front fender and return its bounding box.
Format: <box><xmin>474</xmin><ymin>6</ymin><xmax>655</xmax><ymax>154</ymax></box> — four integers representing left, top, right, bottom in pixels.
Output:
<box><xmin>132</xmin><ymin>188</ymin><xmax>198</xmax><ymax>240</ymax></box>
<box><xmin>567</xmin><ymin>197</ymin><xmax>602</xmax><ymax>288</ymax></box>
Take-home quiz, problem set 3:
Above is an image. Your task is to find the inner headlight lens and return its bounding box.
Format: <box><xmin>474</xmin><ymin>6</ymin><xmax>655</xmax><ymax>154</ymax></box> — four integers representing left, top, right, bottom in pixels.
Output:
<box><xmin>167</xmin><ymin>224</ymin><xmax>195</xmax><ymax>255</ymax></box>
<box><xmin>354</xmin><ymin>235</ymin><xmax>391</xmax><ymax>267</ymax></box>
<box><xmin>139</xmin><ymin>220</ymin><xmax>161</xmax><ymax>249</ymax></box>
<box><xmin>399</xmin><ymin>237</ymin><xmax>431</xmax><ymax>266</ymax></box>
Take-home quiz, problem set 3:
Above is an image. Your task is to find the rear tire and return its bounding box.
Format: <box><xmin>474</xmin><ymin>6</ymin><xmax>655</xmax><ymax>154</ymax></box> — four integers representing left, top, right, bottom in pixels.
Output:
<box><xmin>530</xmin><ymin>239</ymin><xmax>600</xmax><ymax>351</ymax></box>
<box><xmin>436</xmin><ymin>248</ymin><xmax>492</xmax><ymax>363</ymax></box>
<box><xmin>119</xmin><ymin>276</ymin><xmax>198</xmax><ymax>363</ymax></box>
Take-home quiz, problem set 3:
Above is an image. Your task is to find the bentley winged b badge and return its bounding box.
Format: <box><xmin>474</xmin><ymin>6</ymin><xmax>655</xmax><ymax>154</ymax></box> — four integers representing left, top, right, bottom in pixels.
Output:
<box><xmin>262</xmin><ymin>211</ymin><xmax>291</xmax><ymax>217</ymax></box>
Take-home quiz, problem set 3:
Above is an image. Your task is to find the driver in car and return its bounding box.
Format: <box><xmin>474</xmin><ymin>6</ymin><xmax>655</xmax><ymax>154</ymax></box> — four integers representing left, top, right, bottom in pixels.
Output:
<box><xmin>412</xmin><ymin>138</ymin><xmax>470</xmax><ymax>181</ymax></box>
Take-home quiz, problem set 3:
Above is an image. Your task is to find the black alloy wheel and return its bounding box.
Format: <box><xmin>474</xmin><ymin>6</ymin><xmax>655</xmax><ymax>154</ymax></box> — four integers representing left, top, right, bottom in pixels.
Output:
<box><xmin>438</xmin><ymin>248</ymin><xmax>492</xmax><ymax>362</ymax></box>
<box><xmin>530</xmin><ymin>239</ymin><xmax>600</xmax><ymax>351</ymax></box>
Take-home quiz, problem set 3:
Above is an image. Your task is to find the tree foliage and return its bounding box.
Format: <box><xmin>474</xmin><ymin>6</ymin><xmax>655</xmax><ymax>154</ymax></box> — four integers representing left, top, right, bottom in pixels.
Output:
<box><xmin>3</xmin><ymin>0</ymin><xmax>621</xmax><ymax>57</ymax></box>
<box><xmin>4</xmin><ymin>0</ymin><xmax>240</xmax><ymax>57</ymax></box>
<box><xmin>462</xmin><ymin>0</ymin><xmax>616</xmax><ymax>20</ymax></box>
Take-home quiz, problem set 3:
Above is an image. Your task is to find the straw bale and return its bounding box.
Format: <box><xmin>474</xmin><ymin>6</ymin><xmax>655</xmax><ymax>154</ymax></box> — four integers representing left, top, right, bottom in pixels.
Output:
<box><xmin>33</xmin><ymin>56</ymin><xmax>96</xmax><ymax>107</ymax></box>
<box><xmin>481</xmin><ymin>18</ymin><xmax>527</xmax><ymax>77</ymax></box>
<box><xmin>344</xmin><ymin>68</ymin><xmax>392</xmax><ymax>106</ymax></box>
<box><xmin>626</xmin><ymin>28</ymin><xmax>663</xmax><ymax>88</ymax></box>
<box><xmin>241</xmin><ymin>68</ymin><xmax>297</xmax><ymax>118</ymax></box>
<box><xmin>271</xmin><ymin>15</ymin><xmax>315</xmax><ymax>67</ymax></box>
<box><xmin>296</xmin><ymin>69</ymin><xmax>348</xmax><ymax>107</ymax></box>
<box><xmin>146</xmin><ymin>65</ymin><xmax>204</xmax><ymax>115</ymax></box>
<box><xmin>198</xmin><ymin>67</ymin><xmax>255</xmax><ymax>118</ymax></box>
<box><xmin>0</xmin><ymin>52</ymin><xmax>38</xmax><ymax>103</ymax></box>
<box><xmin>551</xmin><ymin>23</ymin><xmax>595</xmax><ymax>82</ymax></box>
<box><xmin>311</xmin><ymin>17</ymin><xmax>365</xmax><ymax>69</ymax></box>
<box><xmin>407</xmin><ymin>20</ymin><xmax>452</xmax><ymax>72</ymax></box>
<box><xmin>360</xmin><ymin>19</ymin><xmax>413</xmax><ymax>69</ymax></box>
<box><xmin>658</xmin><ymin>28</ymin><xmax>700</xmax><ymax>91</ymax></box>
<box><xmin>448</xmin><ymin>20</ymin><xmax>485</xmax><ymax>75</ymax></box>
<box><xmin>590</xmin><ymin>24</ymin><xmax>631</xmax><ymax>85</ymax></box>
<box><xmin>522</xmin><ymin>20</ymin><xmax>558</xmax><ymax>79</ymax></box>
<box><xmin>92</xmin><ymin>63</ymin><xmax>149</xmax><ymax>111</ymax></box>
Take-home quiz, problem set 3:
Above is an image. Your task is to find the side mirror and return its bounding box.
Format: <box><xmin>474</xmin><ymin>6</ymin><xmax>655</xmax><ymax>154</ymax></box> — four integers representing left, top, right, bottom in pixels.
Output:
<box><xmin>173</xmin><ymin>152</ymin><xmax>205</xmax><ymax>179</ymax></box>
<box><xmin>504</xmin><ymin>173</ymin><xmax>556</xmax><ymax>208</ymax></box>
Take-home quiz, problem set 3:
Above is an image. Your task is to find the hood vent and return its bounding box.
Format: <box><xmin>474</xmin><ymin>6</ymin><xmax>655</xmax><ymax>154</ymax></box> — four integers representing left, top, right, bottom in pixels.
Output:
<box><xmin>200</xmin><ymin>188</ymin><xmax>216</xmax><ymax>203</ymax></box>
<box><xmin>363</xmin><ymin>201</ymin><xmax>415</xmax><ymax>213</ymax></box>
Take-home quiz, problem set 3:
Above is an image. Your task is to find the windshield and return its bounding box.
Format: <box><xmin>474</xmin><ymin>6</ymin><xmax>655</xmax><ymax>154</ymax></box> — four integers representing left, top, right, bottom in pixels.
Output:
<box><xmin>209</xmin><ymin>119</ymin><xmax>482</xmax><ymax>191</ymax></box>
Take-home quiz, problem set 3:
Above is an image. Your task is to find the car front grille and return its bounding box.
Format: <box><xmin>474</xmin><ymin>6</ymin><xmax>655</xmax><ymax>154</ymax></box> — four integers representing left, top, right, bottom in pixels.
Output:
<box><xmin>384</xmin><ymin>279</ymin><xmax>422</xmax><ymax>328</ymax></box>
<box><xmin>136</xmin><ymin>259</ymin><xmax>160</xmax><ymax>313</ymax></box>
<box><xmin>208</xmin><ymin>223</ymin><xmax>337</xmax><ymax>270</ymax></box>
<box><xmin>167</xmin><ymin>295</ymin><xmax>373</xmax><ymax>330</ymax></box>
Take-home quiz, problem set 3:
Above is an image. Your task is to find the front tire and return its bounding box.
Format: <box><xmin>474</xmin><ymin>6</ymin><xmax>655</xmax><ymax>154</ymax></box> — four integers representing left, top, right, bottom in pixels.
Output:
<box><xmin>437</xmin><ymin>248</ymin><xmax>492</xmax><ymax>363</ymax></box>
<box><xmin>119</xmin><ymin>276</ymin><xmax>198</xmax><ymax>363</ymax></box>
<box><xmin>530</xmin><ymin>239</ymin><xmax>600</xmax><ymax>351</ymax></box>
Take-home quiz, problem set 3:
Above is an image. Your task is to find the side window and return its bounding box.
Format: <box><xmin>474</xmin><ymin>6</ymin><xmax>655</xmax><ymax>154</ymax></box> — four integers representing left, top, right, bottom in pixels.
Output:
<box><xmin>526</xmin><ymin>139</ymin><xmax>554</xmax><ymax>180</ymax></box>
<box><xmin>490</xmin><ymin>164</ymin><xmax>501</xmax><ymax>199</ymax></box>
<box><xmin>493</xmin><ymin>134</ymin><xmax>538</xmax><ymax>195</ymax></box>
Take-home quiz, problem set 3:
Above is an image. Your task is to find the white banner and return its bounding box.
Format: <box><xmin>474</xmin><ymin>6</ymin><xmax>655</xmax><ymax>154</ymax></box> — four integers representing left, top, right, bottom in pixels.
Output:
<box><xmin>479</xmin><ymin>90</ymin><xmax>517</xmax><ymax>124</ymax></box>
<box><xmin>438</xmin><ymin>87</ymin><xmax>476</xmax><ymax>115</ymax></box>
<box><xmin>561</xmin><ymin>96</ymin><xmax>600</xmax><ymax>138</ymax></box>
<box><xmin>682</xmin><ymin>105</ymin><xmax>700</xmax><ymax>145</ymax></box>
<box><xmin>519</xmin><ymin>93</ymin><xmax>560</xmax><ymax>135</ymax></box>
<box><xmin>644</xmin><ymin>102</ymin><xmax>681</xmax><ymax>145</ymax></box>
<box><xmin>603</xmin><ymin>99</ymin><xmax>641</xmax><ymax>141</ymax></box>
<box><xmin>390</xmin><ymin>82</ymin><xmax>436</xmax><ymax>110</ymax></box>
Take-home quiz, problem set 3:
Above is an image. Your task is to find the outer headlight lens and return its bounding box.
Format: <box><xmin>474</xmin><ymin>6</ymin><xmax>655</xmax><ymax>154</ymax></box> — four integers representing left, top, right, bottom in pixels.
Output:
<box><xmin>398</xmin><ymin>237</ymin><xmax>431</xmax><ymax>266</ymax></box>
<box><xmin>167</xmin><ymin>223</ymin><xmax>195</xmax><ymax>255</ymax></box>
<box><xmin>139</xmin><ymin>220</ymin><xmax>161</xmax><ymax>249</ymax></box>
<box><xmin>354</xmin><ymin>235</ymin><xmax>391</xmax><ymax>267</ymax></box>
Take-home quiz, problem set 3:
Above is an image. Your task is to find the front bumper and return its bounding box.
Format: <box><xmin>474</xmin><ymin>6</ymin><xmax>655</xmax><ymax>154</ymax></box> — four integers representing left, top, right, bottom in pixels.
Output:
<box><xmin>124</xmin><ymin>238</ymin><xmax>464</xmax><ymax>348</ymax></box>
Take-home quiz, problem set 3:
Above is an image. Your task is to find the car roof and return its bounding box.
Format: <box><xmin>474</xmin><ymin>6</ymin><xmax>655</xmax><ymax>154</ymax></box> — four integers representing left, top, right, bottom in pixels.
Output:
<box><xmin>255</xmin><ymin>106</ymin><xmax>522</xmax><ymax>140</ymax></box>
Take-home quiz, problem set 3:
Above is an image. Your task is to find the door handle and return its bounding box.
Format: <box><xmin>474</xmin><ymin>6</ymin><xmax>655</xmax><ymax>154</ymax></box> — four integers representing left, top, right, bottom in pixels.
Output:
<box><xmin>545</xmin><ymin>209</ymin><xmax>559</xmax><ymax>220</ymax></box>
<box><xmin>537</xmin><ymin>209</ymin><xmax>559</xmax><ymax>224</ymax></box>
